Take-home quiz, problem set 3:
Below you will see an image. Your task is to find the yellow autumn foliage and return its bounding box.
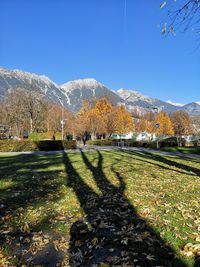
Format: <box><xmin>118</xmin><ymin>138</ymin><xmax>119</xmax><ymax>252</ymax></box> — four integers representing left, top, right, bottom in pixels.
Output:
<box><xmin>114</xmin><ymin>105</ymin><xmax>134</xmax><ymax>134</ymax></box>
<box><xmin>151</xmin><ymin>111</ymin><xmax>174</xmax><ymax>135</ymax></box>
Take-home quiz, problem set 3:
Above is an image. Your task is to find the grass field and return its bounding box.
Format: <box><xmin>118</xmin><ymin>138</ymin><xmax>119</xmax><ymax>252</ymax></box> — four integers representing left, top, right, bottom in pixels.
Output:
<box><xmin>0</xmin><ymin>150</ymin><xmax>200</xmax><ymax>266</ymax></box>
<box><xmin>29</xmin><ymin>132</ymin><xmax>62</xmax><ymax>141</ymax></box>
<box><xmin>161</xmin><ymin>146</ymin><xmax>200</xmax><ymax>155</ymax></box>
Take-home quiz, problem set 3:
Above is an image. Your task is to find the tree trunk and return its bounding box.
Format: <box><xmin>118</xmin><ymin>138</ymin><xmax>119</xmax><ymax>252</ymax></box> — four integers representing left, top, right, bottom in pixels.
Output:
<box><xmin>72</xmin><ymin>133</ymin><xmax>76</xmax><ymax>141</ymax></box>
<box><xmin>30</xmin><ymin>117</ymin><xmax>33</xmax><ymax>133</ymax></box>
<box><xmin>15</xmin><ymin>124</ymin><xmax>19</xmax><ymax>137</ymax></box>
<box><xmin>91</xmin><ymin>132</ymin><xmax>96</xmax><ymax>141</ymax></box>
<box><xmin>82</xmin><ymin>137</ymin><xmax>86</xmax><ymax>145</ymax></box>
<box><xmin>177</xmin><ymin>136</ymin><xmax>182</xmax><ymax>147</ymax></box>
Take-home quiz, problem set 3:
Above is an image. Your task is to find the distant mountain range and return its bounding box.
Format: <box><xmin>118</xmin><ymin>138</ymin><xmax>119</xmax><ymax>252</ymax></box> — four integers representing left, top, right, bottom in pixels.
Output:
<box><xmin>0</xmin><ymin>67</ymin><xmax>200</xmax><ymax>116</ymax></box>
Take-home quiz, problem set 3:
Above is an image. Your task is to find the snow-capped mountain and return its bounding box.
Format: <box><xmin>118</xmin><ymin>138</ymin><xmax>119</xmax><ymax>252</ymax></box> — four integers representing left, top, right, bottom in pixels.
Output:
<box><xmin>60</xmin><ymin>78</ymin><xmax>124</xmax><ymax>112</ymax></box>
<box><xmin>117</xmin><ymin>89</ymin><xmax>180</xmax><ymax>112</ymax></box>
<box><xmin>0</xmin><ymin>68</ymin><xmax>124</xmax><ymax>112</ymax></box>
<box><xmin>0</xmin><ymin>68</ymin><xmax>66</xmax><ymax>106</ymax></box>
<box><xmin>0</xmin><ymin>67</ymin><xmax>199</xmax><ymax>116</ymax></box>
<box><xmin>117</xmin><ymin>88</ymin><xmax>200</xmax><ymax>116</ymax></box>
<box><xmin>181</xmin><ymin>102</ymin><xmax>200</xmax><ymax>116</ymax></box>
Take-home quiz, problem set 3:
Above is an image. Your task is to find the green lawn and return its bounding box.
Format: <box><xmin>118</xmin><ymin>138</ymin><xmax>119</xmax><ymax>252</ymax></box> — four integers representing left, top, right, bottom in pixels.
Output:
<box><xmin>161</xmin><ymin>146</ymin><xmax>200</xmax><ymax>155</ymax></box>
<box><xmin>29</xmin><ymin>132</ymin><xmax>62</xmax><ymax>140</ymax></box>
<box><xmin>0</xmin><ymin>150</ymin><xmax>200</xmax><ymax>266</ymax></box>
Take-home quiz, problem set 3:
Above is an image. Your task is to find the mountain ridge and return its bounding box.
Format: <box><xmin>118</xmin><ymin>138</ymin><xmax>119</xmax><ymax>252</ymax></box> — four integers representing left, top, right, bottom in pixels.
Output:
<box><xmin>0</xmin><ymin>67</ymin><xmax>199</xmax><ymax>115</ymax></box>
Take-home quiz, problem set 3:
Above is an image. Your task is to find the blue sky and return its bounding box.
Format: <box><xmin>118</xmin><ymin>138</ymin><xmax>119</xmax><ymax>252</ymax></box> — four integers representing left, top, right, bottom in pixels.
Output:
<box><xmin>0</xmin><ymin>0</ymin><xmax>199</xmax><ymax>103</ymax></box>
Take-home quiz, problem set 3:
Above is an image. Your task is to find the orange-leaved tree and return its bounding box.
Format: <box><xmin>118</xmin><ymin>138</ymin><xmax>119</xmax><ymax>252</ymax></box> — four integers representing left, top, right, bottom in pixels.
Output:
<box><xmin>170</xmin><ymin>111</ymin><xmax>192</xmax><ymax>136</ymax></box>
<box><xmin>150</xmin><ymin>111</ymin><xmax>174</xmax><ymax>136</ymax></box>
<box><xmin>135</xmin><ymin>118</ymin><xmax>149</xmax><ymax>133</ymax></box>
<box><xmin>114</xmin><ymin>105</ymin><xmax>134</xmax><ymax>135</ymax></box>
<box><xmin>88</xmin><ymin>98</ymin><xmax>114</xmax><ymax>138</ymax></box>
<box><xmin>74</xmin><ymin>101</ymin><xmax>91</xmax><ymax>145</ymax></box>
<box><xmin>95</xmin><ymin>97</ymin><xmax>113</xmax><ymax>135</ymax></box>
<box><xmin>170</xmin><ymin>111</ymin><xmax>192</xmax><ymax>146</ymax></box>
<box><xmin>87</xmin><ymin>108</ymin><xmax>105</xmax><ymax>140</ymax></box>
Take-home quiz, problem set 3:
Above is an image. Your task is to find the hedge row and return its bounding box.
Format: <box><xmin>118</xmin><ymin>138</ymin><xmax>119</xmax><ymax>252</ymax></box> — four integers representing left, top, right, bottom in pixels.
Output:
<box><xmin>0</xmin><ymin>140</ymin><xmax>77</xmax><ymax>152</ymax></box>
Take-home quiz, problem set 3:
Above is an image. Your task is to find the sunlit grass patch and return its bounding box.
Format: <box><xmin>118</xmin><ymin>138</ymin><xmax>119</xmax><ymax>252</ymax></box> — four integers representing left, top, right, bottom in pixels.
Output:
<box><xmin>0</xmin><ymin>178</ymin><xmax>14</xmax><ymax>190</ymax></box>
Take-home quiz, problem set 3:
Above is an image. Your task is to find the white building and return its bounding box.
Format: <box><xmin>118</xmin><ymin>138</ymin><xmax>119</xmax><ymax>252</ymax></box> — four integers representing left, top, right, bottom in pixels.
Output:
<box><xmin>111</xmin><ymin>131</ymin><xmax>156</xmax><ymax>141</ymax></box>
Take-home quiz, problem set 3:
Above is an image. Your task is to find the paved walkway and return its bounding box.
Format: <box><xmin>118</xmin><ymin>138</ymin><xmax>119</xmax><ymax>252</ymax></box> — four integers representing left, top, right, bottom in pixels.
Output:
<box><xmin>0</xmin><ymin>145</ymin><xmax>200</xmax><ymax>160</ymax></box>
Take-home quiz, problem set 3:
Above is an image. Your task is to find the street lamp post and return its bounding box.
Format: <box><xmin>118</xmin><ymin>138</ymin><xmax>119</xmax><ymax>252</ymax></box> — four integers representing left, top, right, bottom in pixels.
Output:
<box><xmin>59</xmin><ymin>97</ymin><xmax>64</xmax><ymax>141</ymax></box>
<box><xmin>154</xmin><ymin>107</ymin><xmax>162</xmax><ymax>149</ymax></box>
<box><xmin>147</xmin><ymin>106</ymin><xmax>160</xmax><ymax>149</ymax></box>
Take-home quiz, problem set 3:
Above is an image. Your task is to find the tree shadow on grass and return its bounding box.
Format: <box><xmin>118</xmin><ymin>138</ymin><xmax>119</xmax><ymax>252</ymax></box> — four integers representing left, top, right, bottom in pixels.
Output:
<box><xmin>106</xmin><ymin>150</ymin><xmax>196</xmax><ymax>177</ymax></box>
<box><xmin>122</xmin><ymin>150</ymin><xmax>200</xmax><ymax>177</ymax></box>
<box><xmin>63</xmin><ymin>150</ymin><xmax>187</xmax><ymax>267</ymax></box>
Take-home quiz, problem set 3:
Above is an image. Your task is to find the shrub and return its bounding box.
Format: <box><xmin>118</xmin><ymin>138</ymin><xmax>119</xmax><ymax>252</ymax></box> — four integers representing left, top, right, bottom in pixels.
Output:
<box><xmin>191</xmin><ymin>139</ymin><xmax>200</xmax><ymax>147</ymax></box>
<box><xmin>0</xmin><ymin>140</ymin><xmax>37</xmax><ymax>152</ymax></box>
<box><xmin>0</xmin><ymin>140</ymin><xmax>77</xmax><ymax>152</ymax></box>
<box><xmin>158</xmin><ymin>137</ymin><xmax>184</xmax><ymax>147</ymax></box>
<box><xmin>63</xmin><ymin>140</ymin><xmax>77</xmax><ymax>149</ymax></box>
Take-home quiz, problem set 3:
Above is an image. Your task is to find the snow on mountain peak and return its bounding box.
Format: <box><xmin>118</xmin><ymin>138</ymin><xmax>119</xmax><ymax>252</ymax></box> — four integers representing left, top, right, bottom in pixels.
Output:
<box><xmin>1</xmin><ymin>67</ymin><xmax>200</xmax><ymax>115</ymax></box>
<box><xmin>166</xmin><ymin>100</ymin><xmax>184</xmax><ymax>107</ymax></box>
<box><xmin>61</xmin><ymin>78</ymin><xmax>106</xmax><ymax>92</ymax></box>
<box><xmin>117</xmin><ymin>88</ymin><xmax>153</xmax><ymax>103</ymax></box>
<box><xmin>0</xmin><ymin>67</ymin><xmax>57</xmax><ymax>87</ymax></box>
<box><xmin>13</xmin><ymin>69</ymin><xmax>57</xmax><ymax>87</ymax></box>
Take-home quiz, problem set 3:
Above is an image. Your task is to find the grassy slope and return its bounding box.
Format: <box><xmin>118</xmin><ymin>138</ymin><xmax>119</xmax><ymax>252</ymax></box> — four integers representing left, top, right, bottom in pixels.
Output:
<box><xmin>0</xmin><ymin>151</ymin><xmax>199</xmax><ymax>266</ymax></box>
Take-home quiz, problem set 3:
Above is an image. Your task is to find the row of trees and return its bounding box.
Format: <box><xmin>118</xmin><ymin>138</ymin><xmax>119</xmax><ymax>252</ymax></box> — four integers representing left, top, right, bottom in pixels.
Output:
<box><xmin>74</xmin><ymin>98</ymin><xmax>133</xmax><ymax>143</ymax></box>
<box><xmin>0</xmin><ymin>88</ymin><xmax>133</xmax><ymax>141</ymax></box>
<box><xmin>135</xmin><ymin>109</ymin><xmax>193</xmax><ymax>137</ymax></box>
<box><xmin>0</xmin><ymin>87</ymin><xmax>198</xmax><ymax>141</ymax></box>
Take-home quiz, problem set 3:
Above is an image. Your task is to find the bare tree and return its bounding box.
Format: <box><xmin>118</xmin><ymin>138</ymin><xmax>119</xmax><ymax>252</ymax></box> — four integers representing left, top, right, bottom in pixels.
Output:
<box><xmin>3</xmin><ymin>90</ymin><xmax>26</xmax><ymax>136</ymax></box>
<box><xmin>20</xmin><ymin>86</ymin><xmax>45</xmax><ymax>133</ymax></box>
<box><xmin>191</xmin><ymin>115</ymin><xmax>200</xmax><ymax>133</ymax></box>
<box><xmin>46</xmin><ymin>102</ymin><xmax>73</xmax><ymax>135</ymax></box>
<box><xmin>2</xmin><ymin>87</ymin><xmax>48</xmax><ymax>135</ymax></box>
<box><xmin>161</xmin><ymin>0</ymin><xmax>200</xmax><ymax>37</ymax></box>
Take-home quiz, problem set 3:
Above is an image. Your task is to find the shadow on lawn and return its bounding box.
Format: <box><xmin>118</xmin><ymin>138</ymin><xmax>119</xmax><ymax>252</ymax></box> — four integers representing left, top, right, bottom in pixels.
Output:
<box><xmin>147</xmin><ymin>152</ymin><xmax>200</xmax><ymax>177</ymax></box>
<box><xmin>123</xmin><ymin>150</ymin><xmax>200</xmax><ymax>177</ymax></box>
<box><xmin>63</xmin><ymin>150</ymin><xmax>188</xmax><ymax>267</ymax></box>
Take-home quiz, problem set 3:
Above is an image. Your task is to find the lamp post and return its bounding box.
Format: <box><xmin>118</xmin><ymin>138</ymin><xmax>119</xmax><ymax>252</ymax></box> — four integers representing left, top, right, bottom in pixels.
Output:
<box><xmin>59</xmin><ymin>97</ymin><xmax>64</xmax><ymax>141</ymax></box>
<box><xmin>147</xmin><ymin>106</ymin><xmax>160</xmax><ymax>149</ymax></box>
